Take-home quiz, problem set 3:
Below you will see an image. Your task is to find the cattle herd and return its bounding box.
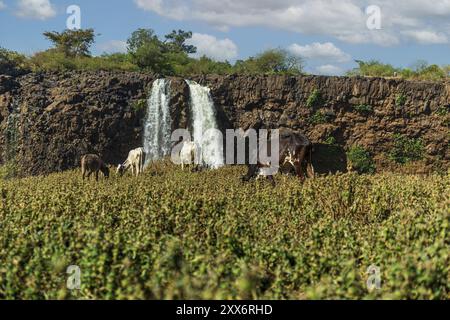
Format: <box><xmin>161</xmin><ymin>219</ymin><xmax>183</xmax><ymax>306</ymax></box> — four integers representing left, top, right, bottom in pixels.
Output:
<box><xmin>81</xmin><ymin>130</ymin><xmax>315</xmax><ymax>186</ymax></box>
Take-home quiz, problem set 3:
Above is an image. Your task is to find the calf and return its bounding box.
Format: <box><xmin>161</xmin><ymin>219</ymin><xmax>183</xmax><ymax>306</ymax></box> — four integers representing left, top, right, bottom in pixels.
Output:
<box><xmin>180</xmin><ymin>141</ymin><xmax>200</xmax><ymax>171</ymax></box>
<box><xmin>117</xmin><ymin>147</ymin><xmax>146</xmax><ymax>177</ymax></box>
<box><xmin>81</xmin><ymin>154</ymin><xmax>110</xmax><ymax>181</ymax></box>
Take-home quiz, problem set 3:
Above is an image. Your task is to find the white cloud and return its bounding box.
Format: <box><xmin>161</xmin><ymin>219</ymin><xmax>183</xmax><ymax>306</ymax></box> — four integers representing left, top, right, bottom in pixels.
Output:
<box><xmin>16</xmin><ymin>0</ymin><xmax>56</xmax><ymax>20</ymax></box>
<box><xmin>288</xmin><ymin>42</ymin><xmax>351</xmax><ymax>62</ymax></box>
<box><xmin>187</xmin><ymin>33</ymin><xmax>238</xmax><ymax>61</ymax></box>
<box><xmin>0</xmin><ymin>1</ymin><xmax>6</xmax><ymax>10</ymax></box>
<box><xmin>316</xmin><ymin>64</ymin><xmax>344</xmax><ymax>76</ymax></box>
<box><xmin>401</xmin><ymin>30</ymin><xmax>448</xmax><ymax>44</ymax></box>
<box><xmin>97</xmin><ymin>40</ymin><xmax>128</xmax><ymax>54</ymax></box>
<box><xmin>134</xmin><ymin>0</ymin><xmax>450</xmax><ymax>46</ymax></box>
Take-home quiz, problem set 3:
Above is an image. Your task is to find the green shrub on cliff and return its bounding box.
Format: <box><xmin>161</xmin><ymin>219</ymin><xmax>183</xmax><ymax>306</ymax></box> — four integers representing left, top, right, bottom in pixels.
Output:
<box><xmin>306</xmin><ymin>89</ymin><xmax>323</xmax><ymax>108</ymax></box>
<box><xmin>347</xmin><ymin>146</ymin><xmax>376</xmax><ymax>174</ymax></box>
<box><xmin>353</xmin><ymin>104</ymin><xmax>373</xmax><ymax>115</ymax></box>
<box><xmin>435</xmin><ymin>105</ymin><xmax>449</xmax><ymax>116</ymax></box>
<box><xmin>0</xmin><ymin>48</ymin><xmax>30</xmax><ymax>75</ymax></box>
<box><xmin>309</xmin><ymin>110</ymin><xmax>332</xmax><ymax>125</ymax></box>
<box><xmin>131</xmin><ymin>99</ymin><xmax>147</xmax><ymax>113</ymax></box>
<box><xmin>395</xmin><ymin>94</ymin><xmax>407</xmax><ymax>107</ymax></box>
<box><xmin>389</xmin><ymin>134</ymin><xmax>425</xmax><ymax>164</ymax></box>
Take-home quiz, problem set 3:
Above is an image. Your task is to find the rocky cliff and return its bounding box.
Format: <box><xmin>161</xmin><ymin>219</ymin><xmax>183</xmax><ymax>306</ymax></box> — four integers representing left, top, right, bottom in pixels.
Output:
<box><xmin>0</xmin><ymin>71</ymin><xmax>448</xmax><ymax>176</ymax></box>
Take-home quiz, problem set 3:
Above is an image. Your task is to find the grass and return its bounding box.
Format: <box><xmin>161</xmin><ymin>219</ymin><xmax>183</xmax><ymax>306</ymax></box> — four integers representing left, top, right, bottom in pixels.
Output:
<box><xmin>0</xmin><ymin>162</ymin><xmax>448</xmax><ymax>300</ymax></box>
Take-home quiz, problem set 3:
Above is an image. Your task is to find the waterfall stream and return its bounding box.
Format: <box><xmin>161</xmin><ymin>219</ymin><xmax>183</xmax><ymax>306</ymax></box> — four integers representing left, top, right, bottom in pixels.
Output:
<box><xmin>186</xmin><ymin>80</ymin><xmax>224</xmax><ymax>169</ymax></box>
<box><xmin>142</xmin><ymin>79</ymin><xmax>172</xmax><ymax>165</ymax></box>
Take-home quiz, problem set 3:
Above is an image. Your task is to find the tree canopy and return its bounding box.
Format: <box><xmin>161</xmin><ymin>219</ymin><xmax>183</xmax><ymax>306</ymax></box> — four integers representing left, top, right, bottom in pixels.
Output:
<box><xmin>43</xmin><ymin>29</ymin><xmax>96</xmax><ymax>57</ymax></box>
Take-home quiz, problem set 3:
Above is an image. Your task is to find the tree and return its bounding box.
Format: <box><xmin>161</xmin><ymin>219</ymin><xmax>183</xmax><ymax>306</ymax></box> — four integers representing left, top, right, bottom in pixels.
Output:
<box><xmin>164</xmin><ymin>30</ymin><xmax>197</xmax><ymax>54</ymax></box>
<box><xmin>410</xmin><ymin>60</ymin><xmax>429</xmax><ymax>73</ymax></box>
<box><xmin>127</xmin><ymin>28</ymin><xmax>173</xmax><ymax>73</ymax></box>
<box><xmin>235</xmin><ymin>49</ymin><xmax>303</xmax><ymax>75</ymax></box>
<box><xmin>126</xmin><ymin>28</ymin><xmax>160</xmax><ymax>54</ymax></box>
<box><xmin>347</xmin><ymin>60</ymin><xmax>397</xmax><ymax>77</ymax></box>
<box><xmin>443</xmin><ymin>65</ymin><xmax>450</xmax><ymax>78</ymax></box>
<box><xmin>43</xmin><ymin>29</ymin><xmax>96</xmax><ymax>57</ymax></box>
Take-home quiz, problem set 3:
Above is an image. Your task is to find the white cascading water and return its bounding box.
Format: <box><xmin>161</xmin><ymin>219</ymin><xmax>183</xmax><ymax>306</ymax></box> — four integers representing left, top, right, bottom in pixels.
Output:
<box><xmin>143</xmin><ymin>79</ymin><xmax>172</xmax><ymax>165</ymax></box>
<box><xmin>186</xmin><ymin>80</ymin><xmax>224</xmax><ymax>169</ymax></box>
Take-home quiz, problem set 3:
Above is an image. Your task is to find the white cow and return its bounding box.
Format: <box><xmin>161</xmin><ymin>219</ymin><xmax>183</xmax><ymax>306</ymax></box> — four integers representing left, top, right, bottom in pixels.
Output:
<box><xmin>117</xmin><ymin>147</ymin><xmax>146</xmax><ymax>177</ymax></box>
<box><xmin>179</xmin><ymin>141</ymin><xmax>200</xmax><ymax>171</ymax></box>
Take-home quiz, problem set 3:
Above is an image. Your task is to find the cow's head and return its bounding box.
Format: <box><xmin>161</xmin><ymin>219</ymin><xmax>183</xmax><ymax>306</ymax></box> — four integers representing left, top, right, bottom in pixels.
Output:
<box><xmin>116</xmin><ymin>164</ymin><xmax>125</xmax><ymax>177</ymax></box>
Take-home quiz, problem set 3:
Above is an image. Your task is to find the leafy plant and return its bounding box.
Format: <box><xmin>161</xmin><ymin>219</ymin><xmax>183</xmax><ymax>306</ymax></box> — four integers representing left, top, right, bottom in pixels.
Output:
<box><xmin>435</xmin><ymin>105</ymin><xmax>449</xmax><ymax>116</ymax></box>
<box><xmin>306</xmin><ymin>89</ymin><xmax>323</xmax><ymax>108</ymax></box>
<box><xmin>324</xmin><ymin>136</ymin><xmax>337</xmax><ymax>145</ymax></box>
<box><xmin>353</xmin><ymin>104</ymin><xmax>373</xmax><ymax>114</ymax></box>
<box><xmin>309</xmin><ymin>110</ymin><xmax>332</xmax><ymax>125</ymax></box>
<box><xmin>131</xmin><ymin>99</ymin><xmax>147</xmax><ymax>113</ymax></box>
<box><xmin>395</xmin><ymin>94</ymin><xmax>407</xmax><ymax>107</ymax></box>
<box><xmin>0</xmin><ymin>163</ymin><xmax>447</xmax><ymax>299</ymax></box>
<box><xmin>389</xmin><ymin>134</ymin><xmax>425</xmax><ymax>164</ymax></box>
<box><xmin>346</xmin><ymin>146</ymin><xmax>376</xmax><ymax>174</ymax></box>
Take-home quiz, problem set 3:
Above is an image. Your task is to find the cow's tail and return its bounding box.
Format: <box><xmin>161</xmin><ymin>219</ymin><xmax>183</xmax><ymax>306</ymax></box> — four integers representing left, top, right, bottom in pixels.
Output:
<box><xmin>140</xmin><ymin>148</ymin><xmax>145</xmax><ymax>173</ymax></box>
<box><xmin>308</xmin><ymin>145</ymin><xmax>315</xmax><ymax>178</ymax></box>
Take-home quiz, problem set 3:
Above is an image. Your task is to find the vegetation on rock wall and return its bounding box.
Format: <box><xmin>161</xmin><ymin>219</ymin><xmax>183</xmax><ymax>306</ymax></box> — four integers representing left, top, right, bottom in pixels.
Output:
<box><xmin>347</xmin><ymin>146</ymin><xmax>376</xmax><ymax>174</ymax></box>
<box><xmin>389</xmin><ymin>135</ymin><xmax>425</xmax><ymax>164</ymax></box>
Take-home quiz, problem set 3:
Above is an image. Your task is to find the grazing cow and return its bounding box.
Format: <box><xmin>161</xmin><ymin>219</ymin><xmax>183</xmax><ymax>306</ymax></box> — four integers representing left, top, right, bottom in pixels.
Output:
<box><xmin>179</xmin><ymin>141</ymin><xmax>200</xmax><ymax>171</ymax></box>
<box><xmin>117</xmin><ymin>147</ymin><xmax>146</xmax><ymax>177</ymax></box>
<box><xmin>81</xmin><ymin>154</ymin><xmax>110</xmax><ymax>181</ymax></box>
<box><xmin>242</xmin><ymin>129</ymin><xmax>314</xmax><ymax>186</ymax></box>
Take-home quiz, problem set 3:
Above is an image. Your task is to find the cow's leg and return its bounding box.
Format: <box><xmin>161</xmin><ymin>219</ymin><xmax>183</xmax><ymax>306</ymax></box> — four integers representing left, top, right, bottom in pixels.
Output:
<box><xmin>306</xmin><ymin>147</ymin><xmax>315</xmax><ymax>179</ymax></box>
<box><xmin>306</xmin><ymin>163</ymin><xmax>315</xmax><ymax>178</ymax></box>
<box><xmin>82</xmin><ymin>168</ymin><xmax>86</xmax><ymax>180</ymax></box>
<box><xmin>87</xmin><ymin>171</ymin><xmax>92</xmax><ymax>180</ymax></box>
<box><xmin>295</xmin><ymin>147</ymin><xmax>307</xmax><ymax>182</ymax></box>
<box><xmin>95</xmin><ymin>171</ymin><xmax>99</xmax><ymax>182</ymax></box>
<box><xmin>266</xmin><ymin>175</ymin><xmax>276</xmax><ymax>187</ymax></box>
<box><xmin>242</xmin><ymin>164</ymin><xmax>258</xmax><ymax>182</ymax></box>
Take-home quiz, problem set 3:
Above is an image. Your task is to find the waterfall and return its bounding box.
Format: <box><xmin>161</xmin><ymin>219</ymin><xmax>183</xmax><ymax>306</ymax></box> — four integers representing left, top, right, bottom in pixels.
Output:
<box><xmin>143</xmin><ymin>79</ymin><xmax>172</xmax><ymax>165</ymax></box>
<box><xmin>186</xmin><ymin>80</ymin><xmax>224</xmax><ymax>169</ymax></box>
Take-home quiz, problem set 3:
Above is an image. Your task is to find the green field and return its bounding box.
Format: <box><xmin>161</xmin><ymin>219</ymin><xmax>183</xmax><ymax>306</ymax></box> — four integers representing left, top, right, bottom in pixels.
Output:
<box><xmin>0</xmin><ymin>162</ymin><xmax>448</xmax><ymax>299</ymax></box>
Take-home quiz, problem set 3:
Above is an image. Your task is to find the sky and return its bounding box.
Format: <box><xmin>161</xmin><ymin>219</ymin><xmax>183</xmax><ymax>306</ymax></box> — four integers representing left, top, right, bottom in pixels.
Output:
<box><xmin>0</xmin><ymin>0</ymin><xmax>449</xmax><ymax>75</ymax></box>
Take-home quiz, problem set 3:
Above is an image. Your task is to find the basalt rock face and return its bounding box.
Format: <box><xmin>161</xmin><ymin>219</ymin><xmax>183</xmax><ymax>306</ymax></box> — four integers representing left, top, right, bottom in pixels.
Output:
<box><xmin>194</xmin><ymin>75</ymin><xmax>449</xmax><ymax>172</ymax></box>
<box><xmin>0</xmin><ymin>71</ymin><xmax>449</xmax><ymax>176</ymax></box>
<box><xmin>0</xmin><ymin>71</ymin><xmax>155</xmax><ymax>175</ymax></box>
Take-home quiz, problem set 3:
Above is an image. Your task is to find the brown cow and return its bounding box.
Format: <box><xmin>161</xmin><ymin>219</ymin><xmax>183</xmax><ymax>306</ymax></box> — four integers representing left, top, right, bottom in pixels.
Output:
<box><xmin>242</xmin><ymin>129</ymin><xmax>314</xmax><ymax>186</ymax></box>
<box><xmin>81</xmin><ymin>154</ymin><xmax>110</xmax><ymax>181</ymax></box>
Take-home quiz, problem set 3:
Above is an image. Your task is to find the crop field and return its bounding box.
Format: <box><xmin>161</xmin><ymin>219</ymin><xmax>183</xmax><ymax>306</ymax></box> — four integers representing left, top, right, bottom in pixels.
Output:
<box><xmin>0</xmin><ymin>162</ymin><xmax>448</xmax><ymax>300</ymax></box>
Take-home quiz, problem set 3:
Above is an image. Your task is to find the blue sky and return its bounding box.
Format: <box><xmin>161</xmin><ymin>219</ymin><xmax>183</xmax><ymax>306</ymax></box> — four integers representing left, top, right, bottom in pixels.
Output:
<box><xmin>0</xmin><ymin>0</ymin><xmax>449</xmax><ymax>75</ymax></box>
